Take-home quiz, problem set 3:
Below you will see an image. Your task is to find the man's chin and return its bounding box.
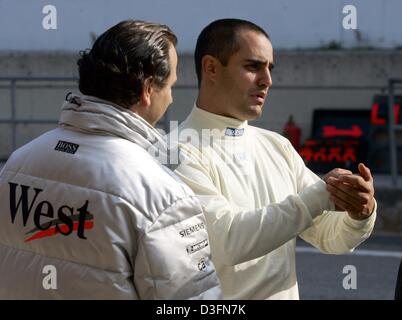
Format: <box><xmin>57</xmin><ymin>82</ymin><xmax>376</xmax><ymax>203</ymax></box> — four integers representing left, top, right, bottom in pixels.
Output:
<box><xmin>246</xmin><ymin>105</ymin><xmax>263</xmax><ymax>120</ymax></box>
<box><xmin>232</xmin><ymin>105</ymin><xmax>264</xmax><ymax>121</ymax></box>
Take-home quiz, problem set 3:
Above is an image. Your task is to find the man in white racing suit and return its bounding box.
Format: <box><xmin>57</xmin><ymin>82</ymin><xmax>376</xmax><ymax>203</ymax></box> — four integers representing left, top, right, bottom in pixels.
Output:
<box><xmin>172</xmin><ymin>19</ymin><xmax>377</xmax><ymax>299</ymax></box>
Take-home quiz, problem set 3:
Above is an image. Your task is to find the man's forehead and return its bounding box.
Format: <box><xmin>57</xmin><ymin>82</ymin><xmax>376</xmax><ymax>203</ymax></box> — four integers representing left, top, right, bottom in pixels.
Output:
<box><xmin>235</xmin><ymin>32</ymin><xmax>273</xmax><ymax>62</ymax></box>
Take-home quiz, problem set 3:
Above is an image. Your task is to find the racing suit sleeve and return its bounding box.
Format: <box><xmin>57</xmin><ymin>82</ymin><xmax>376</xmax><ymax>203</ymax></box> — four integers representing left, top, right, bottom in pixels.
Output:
<box><xmin>173</xmin><ymin>144</ymin><xmax>333</xmax><ymax>266</ymax></box>
<box><xmin>287</xmin><ymin>140</ymin><xmax>377</xmax><ymax>254</ymax></box>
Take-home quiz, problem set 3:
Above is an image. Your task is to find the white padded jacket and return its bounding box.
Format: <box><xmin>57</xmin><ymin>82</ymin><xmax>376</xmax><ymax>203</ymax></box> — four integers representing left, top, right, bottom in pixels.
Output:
<box><xmin>0</xmin><ymin>94</ymin><xmax>221</xmax><ymax>299</ymax></box>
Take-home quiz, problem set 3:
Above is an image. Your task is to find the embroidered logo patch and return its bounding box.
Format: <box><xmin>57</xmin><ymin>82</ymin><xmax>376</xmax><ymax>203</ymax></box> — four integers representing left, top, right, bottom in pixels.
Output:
<box><xmin>54</xmin><ymin>140</ymin><xmax>79</xmax><ymax>154</ymax></box>
<box><xmin>186</xmin><ymin>238</ymin><xmax>209</xmax><ymax>255</ymax></box>
<box><xmin>225</xmin><ymin>127</ymin><xmax>244</xmax><ymax>136</ymax></box>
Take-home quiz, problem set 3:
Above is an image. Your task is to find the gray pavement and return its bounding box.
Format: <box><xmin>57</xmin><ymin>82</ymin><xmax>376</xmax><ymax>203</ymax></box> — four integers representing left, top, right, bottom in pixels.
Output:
<box><xmin>296</xmin><ymin>234</ymin><xmax>402</xmax><ymax>300</ymax></box>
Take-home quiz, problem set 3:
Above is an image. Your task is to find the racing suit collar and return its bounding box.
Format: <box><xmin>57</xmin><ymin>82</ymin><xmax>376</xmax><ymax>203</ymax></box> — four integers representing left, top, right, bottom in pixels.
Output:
<box><xmin>186</xmin><ymin>104</ymin><xmax>248</xmax><ymax>138</ymax></box>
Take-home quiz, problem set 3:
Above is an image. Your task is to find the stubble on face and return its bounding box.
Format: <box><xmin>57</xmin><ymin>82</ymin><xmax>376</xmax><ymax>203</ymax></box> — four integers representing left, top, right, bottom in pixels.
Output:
<box><xmin>218</xmin><ymin>30</ymin><xmax>274</xmax><ymax>121</ymax></box>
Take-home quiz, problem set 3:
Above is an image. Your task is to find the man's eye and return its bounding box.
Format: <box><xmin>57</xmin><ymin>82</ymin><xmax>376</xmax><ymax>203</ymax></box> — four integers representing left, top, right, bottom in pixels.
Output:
<box><xmin>246</xmin><ymin>64</ymin><xmax>258</xmax><ymax>70</ymax></box>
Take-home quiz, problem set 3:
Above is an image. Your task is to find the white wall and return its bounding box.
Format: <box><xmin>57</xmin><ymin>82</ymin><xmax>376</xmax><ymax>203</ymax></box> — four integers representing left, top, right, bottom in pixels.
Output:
<box><xmin>1</xmin><ymin>50</ymin><xmax>401</xmax><ymax>160</ymax></box>
<box><xmin>0</xmin><ymin>0</ymin><xmax>401</xmax><ymax>52</ymax></box>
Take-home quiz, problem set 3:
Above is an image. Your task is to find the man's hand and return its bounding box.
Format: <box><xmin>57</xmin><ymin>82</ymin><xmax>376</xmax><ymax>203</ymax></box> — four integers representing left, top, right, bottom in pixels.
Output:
<box><xmin>323</xmin><ymin>168</ymin><xmax>353</xmax><ymax>183</ymax></box>
<box><xmin>325</xmin><ymin>163</ymin><xmax>375</xmax><ymax>220</ymax></box>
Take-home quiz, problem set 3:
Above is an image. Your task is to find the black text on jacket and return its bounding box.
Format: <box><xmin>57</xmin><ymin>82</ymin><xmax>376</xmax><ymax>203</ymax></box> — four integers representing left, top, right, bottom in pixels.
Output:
<box><xmin>8</xmin><ymin>182</ymin><xmax>94</xmax><ymax>242</ymax></box>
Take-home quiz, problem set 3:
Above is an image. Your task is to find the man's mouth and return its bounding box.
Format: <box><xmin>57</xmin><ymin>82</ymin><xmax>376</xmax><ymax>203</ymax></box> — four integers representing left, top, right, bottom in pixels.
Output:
<box><xmin>251</xmin><ymin>92</ymin><xmax>267</xmax><ymax>104</ymax></box>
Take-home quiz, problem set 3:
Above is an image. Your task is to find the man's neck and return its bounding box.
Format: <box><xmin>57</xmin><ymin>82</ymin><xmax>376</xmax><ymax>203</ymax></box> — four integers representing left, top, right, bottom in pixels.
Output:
<box><xmin>196</xmin><ymin>95</ymin><xmax>235</xmax><ymax>119</ymax></box>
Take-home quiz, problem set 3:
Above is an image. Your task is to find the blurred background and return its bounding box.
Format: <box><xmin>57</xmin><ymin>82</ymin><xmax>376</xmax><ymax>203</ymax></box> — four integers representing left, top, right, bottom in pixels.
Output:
<box><xmin>0</xmin><ymin>0</ymin><xmax>401</xmax><ymax>299</ymax></box>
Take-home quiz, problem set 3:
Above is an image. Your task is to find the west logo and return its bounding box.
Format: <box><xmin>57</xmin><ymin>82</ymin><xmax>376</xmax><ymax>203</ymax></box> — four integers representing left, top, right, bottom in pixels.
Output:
<box><xmin>9</xmin><ymin>182</ymin><xmax>94</xmax><ymax>242</ymax></box>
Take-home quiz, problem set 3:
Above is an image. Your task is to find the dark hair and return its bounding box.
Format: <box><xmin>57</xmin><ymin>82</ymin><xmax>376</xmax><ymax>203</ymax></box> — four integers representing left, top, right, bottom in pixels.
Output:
<box><xmin>77</xmin><ymin>20</ymin><xmax>177</xmax><ymax>108</ymax></box>
<box><xmin>194</xmin><ymin>18</ymin><xmax>270</xmax><ymax>87</ymax></box>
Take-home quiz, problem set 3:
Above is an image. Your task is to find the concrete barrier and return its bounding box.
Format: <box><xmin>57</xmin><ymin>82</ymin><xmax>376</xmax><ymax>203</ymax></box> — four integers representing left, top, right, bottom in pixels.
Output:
<box><xmin>1</xmin><ymin>50</ymin><xmax>402</xmax><ymax>160</ymax></box>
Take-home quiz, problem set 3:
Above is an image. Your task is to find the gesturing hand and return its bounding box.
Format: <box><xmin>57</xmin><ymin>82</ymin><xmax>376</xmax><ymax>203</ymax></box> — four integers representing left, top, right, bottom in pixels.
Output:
<box><xmin>325</xmin><ymin>163</ymin><xmax>375</xmax><ymax>220</ymax></box>
<box><xmin>323</xmin><ymin>168</ymin><xmax>353</xmax><ymax>183</ymax></box>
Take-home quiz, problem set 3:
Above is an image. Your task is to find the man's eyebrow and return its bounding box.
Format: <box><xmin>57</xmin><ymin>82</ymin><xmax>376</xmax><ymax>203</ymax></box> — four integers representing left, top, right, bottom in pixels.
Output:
<box><xmin>244</xmin><ymin>59</ymin><xmax>267</xmax><ymax>65</ymax></box>
<box><xmin>244</xmin><ymin>59</ymin><xmax>275</xmax><ymax>70</ymax></box>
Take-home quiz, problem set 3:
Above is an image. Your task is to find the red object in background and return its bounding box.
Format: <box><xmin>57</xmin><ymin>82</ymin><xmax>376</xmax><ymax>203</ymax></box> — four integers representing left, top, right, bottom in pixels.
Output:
<box><xmin>371</xmin><ymin>103</ymin><xmax>400</xmax><ymax>125</ymax></box>
<box><xmin>298</xmin><ymin>140</ymin><xmax>358</xmax><ymax>164</ymax></box>
<box><xmin>322</xmin><ymin>125</ymin><xmax>363</xmax><ymax>138</ymax></box>
<box><xmin>283</xmin><ymin>115</ymin><xmax>301</xmax><ymax>150</ymax></box>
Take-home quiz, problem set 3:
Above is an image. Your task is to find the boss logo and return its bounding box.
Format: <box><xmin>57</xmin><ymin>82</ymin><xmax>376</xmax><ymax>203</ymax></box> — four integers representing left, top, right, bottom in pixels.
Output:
<box><xmin>54</xmin><ymin>140</ymin><xmax>79</xmax><ymax>154</ymax></box>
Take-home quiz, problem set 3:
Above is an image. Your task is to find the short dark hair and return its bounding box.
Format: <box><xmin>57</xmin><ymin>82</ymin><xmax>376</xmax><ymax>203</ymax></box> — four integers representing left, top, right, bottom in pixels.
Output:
<box><xmin>194</xmin><ymin>18</ymin><xmax>270</xmax><ymax>87</ymax></box>
<box><xmin>77</xmin><ymin>20</ymin><xmax>177</xmax><ymax>108</ymax></box>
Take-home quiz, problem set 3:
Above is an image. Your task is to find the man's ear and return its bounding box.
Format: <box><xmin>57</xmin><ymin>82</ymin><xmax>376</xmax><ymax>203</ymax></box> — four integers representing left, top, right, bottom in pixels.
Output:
<box><xmin>201</xmin><ymin>55</ymin><xmax>220</xmax><ymax>83</ymax></box>
<box><xmin>140</xmin><ymin>77</ymin><xmax>153</xmax><ymax>107</ymax></box>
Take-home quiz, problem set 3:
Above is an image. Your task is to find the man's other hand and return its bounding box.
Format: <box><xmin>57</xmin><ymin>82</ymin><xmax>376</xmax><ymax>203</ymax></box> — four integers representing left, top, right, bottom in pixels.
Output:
<box><xmin>325</xmin><ymin>163</ymin><xmax>375</xmax><ymax>220</ymax></box>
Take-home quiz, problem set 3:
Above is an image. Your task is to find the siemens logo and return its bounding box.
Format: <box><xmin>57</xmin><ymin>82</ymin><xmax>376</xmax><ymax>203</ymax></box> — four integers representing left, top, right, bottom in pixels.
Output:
<box><xmin>179</xmin><ymin>222</ymin><xmax>205</xmax><ymax>237</ymax></box>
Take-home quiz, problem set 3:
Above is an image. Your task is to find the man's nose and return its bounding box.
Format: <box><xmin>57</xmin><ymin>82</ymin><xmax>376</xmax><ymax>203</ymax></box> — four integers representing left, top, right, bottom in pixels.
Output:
<box><xmin>258</xmin><ymin>68</ymin><xmax>272</xmax><ymax>88</ymax></box>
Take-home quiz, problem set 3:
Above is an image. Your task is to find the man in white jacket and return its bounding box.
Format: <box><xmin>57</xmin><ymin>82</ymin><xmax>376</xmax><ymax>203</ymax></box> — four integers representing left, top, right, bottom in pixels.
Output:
<box><xmin>0</xmin><ymin>20</ymin><xmax>221</xmax><ymax>299</ymax></box>
<box><xmin>172</xmin><ymin>19</ymin><xmax>377</xmax><ymax>299</ymax></box>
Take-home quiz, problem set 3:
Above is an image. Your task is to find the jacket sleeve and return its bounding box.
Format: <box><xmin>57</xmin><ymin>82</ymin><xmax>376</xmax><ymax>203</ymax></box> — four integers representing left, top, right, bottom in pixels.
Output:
<box><xmin>133</xmin><ymin>195</ymin><xmax>222</xmax><ymax>299</ymax></box>
<box><xmin>287</xmin><ymin>140</ymin><xmax>377</xmax><ymax>254</ymax></box>
<box><xmin>174</xmin><ymin>144</ymin><xmax>333</xmax><ymax>266</ymax></box>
